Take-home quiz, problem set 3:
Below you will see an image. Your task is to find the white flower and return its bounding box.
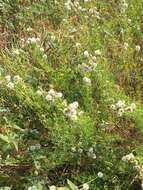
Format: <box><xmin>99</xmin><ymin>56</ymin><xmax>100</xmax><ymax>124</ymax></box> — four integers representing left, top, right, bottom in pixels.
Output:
<box><xmin>110</xmin><ymin>104</ymin><xmax>116</xmax><ymax>111</ymax></box>
<box><xmin>130</xmin><ymin>103</ymin><xmax>136</xmax><ymax>110</ymax></box>
<box><xmin>49</xmin><ymin>186</ymin><xmax>56</xmax><ymax>190</ymax></box>
<box><xmin>78</xmin><ymin>148</ymin><xmax>83</xmax><ymax>153</ymax></box>
<box><xmin>46</xmin><ymin>88</ymin><xmax>63</xmax><ymax>101</ymax></box>
<box><xmin>36</xmin><ymin>37</ymin><xmax>40</xmax><ymax>42</ymax></box>
<box><xmin>27</xmin><ymin>37</ymin><xmax>40</xmax><ymax>44</ymax></box>
<box><xmin>26</xmin><ymin>27</ymin><xmax>33</xmax><ymax>32</ymax></box>
<box><xmin>88</xmin><ymin>147</ymin><xmax>94</xmax><ymax>153</ymax></box>
<box><xmin>116</xmin><ymin>100</ymin><xmax>125</xmax><ymax>109</ymax></box>
<box><xmin>40</xmin><ymin>47</ymin><xmax>44</xmax><ymax>52</ymax></box>
<box><xmin>97</xmin><ymin>172</ymin><xmax>103</xmax><ymax>178</ymax></box>
<box><xmin>89</xmin><ymin>7</ymin><xmax>97</xmax><ymax>14</ymax></box>
<box><xmin>94</xmin><ymin>49</ymin><xmax>101</xmax><ymax>56</ymax></box>
<box><xmin>123</xmin><ymin>42</ymin><xmax>129</xmax><ymax>49</ymax></box>
<box><xmin>135</xmin><ymin>45</ymin><xmax>141</xmax><ymax>51</ymax></box>
<box><xmin>64</xmin><ymin>101</ymin><xmax>79</xmax><ymax>121</ymax></box>
<box><xmin>87</xmin><ymin>151</ymin><xmax>96</xmax><ymax>159</ymax></box>
<box><xmin>83</xmin><ymin>77</ymin><xmax>91</xmax><ymax>86</ymax></box>
<box><xmin>28</xmin><ymin>186</ymin><xmax>37</xmax><ymax>190</ymax></box>
<box><xmin>13</xmin><ymin>75</ymin><xmax>22</xmax><ymax>83</ymax></box>
<box><xmin>45</xmin><ymin>94</ymin><xmax>53</xmax><ymax>101</ymax></box>
<box><xmin>117</xmin><ymin>108</ymin><xmax>125</xmax><ymax>117</ymax></box>
<box><xmin>125</xmin><ymin>106</ymin><xmax>133</xmax><ymax>112</ymax></box>
<box><xmin>84</xmin><ymin>0</ymin><xmax>91</xmax><ymax>2</ymax></box>
<box><xmin>69</xmin><ymin>101</ymin><xmax>79</xmax><ymax>109</ymax></box>
<box><xmin>122</xmin><ymin>153</ymin><xmax>135</xmax><ymax>162</ymax></box>
<box><xmin>92</xmin><ymin>62</ymin><xmax>97</xmax><ymax>67</ymax></box>
<box><xmin>5</xmin><ymin>75</ymin><xmax>11</xmax><ymax>82</ymax></box>
<box><xmin>36</xmin><ymin>90</ymin><xmax>43</xmax><ymax>96</ymax></box>
<box><xmin>71</xmin><ymin>147</ymin><xmax>76</xmax><ymax>152</ymax></box>
<box><xmin>43</xmin><ymin>54</ymin><xmax>47</xmax><ymax>59</ymax></box>
<box><xmin>70</xmin><ymin>114</ymin><xmax>78</xmax><ymax>121</ymax></box>
<box><xmin>51</xmin><ymin>35</ymin><xmax>56</xmax><ymax>41</ymax></box>
<box><xmin>13</xmin><ymin>49</ymin><xmax>20</xmax><ymax>55</ymax></box>
<box><xmin>78</xmin><ymin>6</ymin><xmax>83</xmax><ymax>11</ymax></box>
<box><xmin>56</xmin><ymin>92</ymin><xmax>63</xmax><ymax>98</ymax></box>
<box><xmin>74</xmin><ymin>0</ymin><xmax>79</xmax><ymax>7</ymax></box>
<box><xmin>7</xmin><ymin>82</ymin><xmax>14</xmax><ymax>89</ymax></box>
<box><xmin>65</xmin><ymin>0</ymin><xmax>72</xmax><ymax>10</ymax></box>
<box><xmin>89</xmin><ymin>61</ymin><xmax>97</xmax><ymax>69</ymax></box>
<box><xmin>141</xmin><ymin>182</ymin><xmax>143</xmax><ymax>190</ymax></box>
<box><xmin>83</xmin><ymin>183</ymin><xmax>89</xmax><ymax>190</ymax></box>
<box><xmin>27</xmin><ymin>37</ymin><xmax>37</xmax><ymax>44</ymax></box>
<box><xmin>48</xmin><ymin>89</ymin><xmax>56</xmax><ymax>97</ymax></box>
<box><xmin>75</xmin><ymin>42</ymin><xmax>81</xmax><ymax>47</ymax></box>
<box><xmin>128</xmin><ymin>18</ymin><xmax>132</xmax><ymax>24</ymax></box>
<box><xmin>92</xmin><ymin>56</ymin><xmax>97</xmax><ymax>61</ymax></box>
<box><xmin>84</xmin><ymin>50</ymin><xmax>90</xmax><ymax>57</ymax></box>
<box><xmin>92</xmin><ymin>153</ymin><xmax>96</xmax><ymax>159</ymax></box>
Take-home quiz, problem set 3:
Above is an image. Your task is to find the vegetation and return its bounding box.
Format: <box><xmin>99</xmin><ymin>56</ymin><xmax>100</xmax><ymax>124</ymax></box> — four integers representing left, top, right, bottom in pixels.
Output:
<box><xmin>0</xmin><ymin>0</ymin><xmax>143</xmax><ymax>189</ymax></box>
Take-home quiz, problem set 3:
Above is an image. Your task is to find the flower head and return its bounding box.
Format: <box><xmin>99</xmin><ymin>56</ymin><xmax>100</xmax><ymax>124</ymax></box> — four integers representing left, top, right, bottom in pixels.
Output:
<box><xmin>83</xmin><ymin>183</ymin><xmax>89</xmax><ymax>190</ymax></box>
<box><xmin>83</xmin><ymin>77</ymin><xmax>91</xmax><ymax>86</ymax></box>
<box><xmin>97</xmin><ymin>172</ymin><xmax>103</xmax><ymax>178</ymax></box>
<box><xmin>84</xmin><ymin>50</ymin><xmax>90</xmax><ymax>57</ymax></box>
<box><xmin>7</xmin><ymin>82</ymin><xmax>14</xmax><ymax>89</ymax></box>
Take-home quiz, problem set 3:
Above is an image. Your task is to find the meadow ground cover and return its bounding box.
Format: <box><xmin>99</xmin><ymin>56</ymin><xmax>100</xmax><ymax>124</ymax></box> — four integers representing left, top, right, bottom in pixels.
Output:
<box><xmin>0</xmin><ymin>0</ymin><xmax>143</xmax><ymax>189</ymax></box>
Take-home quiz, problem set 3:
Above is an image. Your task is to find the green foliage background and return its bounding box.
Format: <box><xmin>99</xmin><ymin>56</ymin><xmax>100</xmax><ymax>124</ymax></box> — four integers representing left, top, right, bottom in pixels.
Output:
<box><xmin>0</xmin><ymin>0</ymin><xmax>143</xmax><ymax>189</ymax></box>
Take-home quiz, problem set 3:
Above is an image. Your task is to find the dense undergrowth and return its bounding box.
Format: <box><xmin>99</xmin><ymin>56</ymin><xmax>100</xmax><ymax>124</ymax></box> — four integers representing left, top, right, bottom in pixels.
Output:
<box><xmin>0</xmin><ymin>0</ymin><xmax>143</xmax><ymax>189</ymax></box>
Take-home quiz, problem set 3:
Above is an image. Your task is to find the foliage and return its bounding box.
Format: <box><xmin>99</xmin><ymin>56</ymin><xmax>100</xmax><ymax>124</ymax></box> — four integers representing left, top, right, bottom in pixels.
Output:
<box><xmin>0</xmin><ymin>0</ymin><xmax>143</xmax><ymax>189</ymax></box>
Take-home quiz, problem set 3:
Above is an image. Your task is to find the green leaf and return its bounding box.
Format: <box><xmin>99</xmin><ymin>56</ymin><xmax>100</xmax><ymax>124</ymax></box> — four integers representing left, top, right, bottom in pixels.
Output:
<box><xmin>0</xmin><ymin>134</ymin><xmax>9</xmax><ymax>143</ymax></box>
<box><xmin>13</xmin><ymin>141</ymin><xmax>18</xmax><ymax>151</ymax></box>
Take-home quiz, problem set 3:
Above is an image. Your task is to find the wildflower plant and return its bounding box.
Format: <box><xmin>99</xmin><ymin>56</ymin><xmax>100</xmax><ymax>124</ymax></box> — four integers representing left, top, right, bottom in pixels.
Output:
<box><xmin>0</xmin><ymin>0</ymin><xmax>143</xmax><ymax>189</ymax></box>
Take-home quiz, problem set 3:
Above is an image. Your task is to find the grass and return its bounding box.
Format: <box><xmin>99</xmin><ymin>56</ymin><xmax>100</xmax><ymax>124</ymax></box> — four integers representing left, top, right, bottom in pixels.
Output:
<box><xmin>0</xmin><ymin>0</ymin><xmax>143</xmax><ymax>189</ymax></box>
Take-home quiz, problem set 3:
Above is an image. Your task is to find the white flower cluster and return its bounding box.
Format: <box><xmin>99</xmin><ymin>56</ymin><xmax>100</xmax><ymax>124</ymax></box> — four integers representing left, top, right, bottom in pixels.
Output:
<box><xmin>37</xmin><ymin>87</ymin><xmax>82</xmax><ymax>122</ymax></box>
<box><xmin>79</xmin><ymin>50</ymin><xmax>99</xmax><ymax>72</ymax></box>
<box><xmin>26</xmin><ymin>27</ymin><xmax>33</xmax><ymax>32</ymax></box>
<box><xmin>45</xmin><ymin>89</ymin><xmax>63</xmax><ymax>102</ymax></box>
<box><xmin>71</xmin><ymin>141</ymin><xmax>83</xmax><ymax>154</ymax></box>
<box><xmin>26</xmin><ymin>37</ymin><xmax>40</xmax><ymax>45</ymax></box>
<box><xmin>28</xmin><ymin>186</ymin><xmax>37</xmax><ymax>190</ymax></box>
<box><xmin>64</xmin><ymin>101</ymin><xmax>79</xmax><ymax>121</ymax></box>
<box><xmin>89</xmin><ymin>7</ymin><xmax>100</xmax><ymax>19</ymax></box>
<box><xmin>5</xmin><ymin>75</ymin><xmax>22</xmax><ymax>90</ymax></box>
<box><xmin>122</xmin><ymin>153</ymin><xmax>136</xmax><ymax>163</ymax></box>
<box><xmin>38</xmin><ymin>46</ymin><xmax>47</xmax><ymax>59</ymax></box>
<box><xmin>122</xmin><ymin>153</ymin><xmax>143</xmax><ymax>189</ymax></box>
<box><xmin>80</xmin><ymin>50</ymin><xmax>101</xmax><ymax>86</ymax></box>
<box><xmin>71</xmin><ymin>143</ymin><xmax>97</xmax><ymax>159</ymax></box>
<box><xmin>83</xmin><ymin>76</ymin><xmax>91</xmax><ymax>86</ymax></box>
<box><xmin>64</xmin><ymin>0</ymin><xmax>72</xmax><ymax>10</ymax></box>
<box><xmin>24</xmin><ymin>36</ymin><xmax>47</xmax><ymax>59</ymax></box>
<box><xmin>87</xmin><ymin>147</ymin><xmax>96</xmax><ymax>159</ymax></box>
<box><xmin>65</xmin><ymin>0</ymin><xmax>91</xmax><ymax>12</ymax></box>
<box><xmin>123</xmin><ymin>42</ymin><xmax>129</xmax><ymax>50</ymax></box>
<box><xmin>110</xmin><ymin>100</ymin><xmax>136</xmax><ymax>117</ymax></box>
<box><xmin>120</xmin><ymin>0</ymin><xmax>128</xmax><ymax>13</ymax></box>
<box><xmin>49</xmin><ymin>186</ymin><xmax>56</xmax><ymax>190</ymax></box>
<box><xmin>135</xmin><ymin>45</ymin><xmax>141</xmax><ymax>52</ymax></box>
<box><xmin>36</xmin><ymin>87</ymin><xmax>63</xmax><ymax>103</ymax></box>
